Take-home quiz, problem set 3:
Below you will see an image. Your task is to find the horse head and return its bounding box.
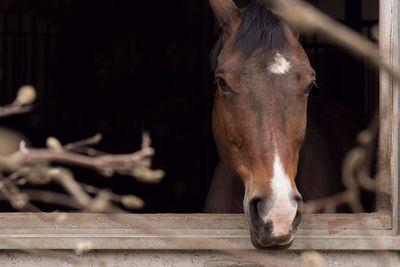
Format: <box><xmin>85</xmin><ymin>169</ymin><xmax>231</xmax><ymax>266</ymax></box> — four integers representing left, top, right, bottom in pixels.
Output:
<box><xmin>210</xmin><ymin>0</ymin><xmax>315</xmax><ymax>249</ymax></box>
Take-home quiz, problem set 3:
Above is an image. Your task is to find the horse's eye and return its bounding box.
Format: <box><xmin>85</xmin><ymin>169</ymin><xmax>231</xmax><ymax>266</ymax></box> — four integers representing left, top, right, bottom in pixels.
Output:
<box><xmin>216</xmin><ymin>77</ymin><xmax>233</xmax><ymax>93</ymax></box>
<box><xmin>305</xmin><ymin>81</ymin><xmax>316</xmax><ymax>95</ymax></box>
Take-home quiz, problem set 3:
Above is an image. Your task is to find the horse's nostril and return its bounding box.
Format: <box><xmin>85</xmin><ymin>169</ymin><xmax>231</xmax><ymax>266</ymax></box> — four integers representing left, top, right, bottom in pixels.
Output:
<box><xmin>293</xmin><ymin>194</ymin><xmax>303</xmax><ymax>203</ymax></box>
<box><xmin>291</xmin><ymin>194</ymin><xmax>303</xmax><ymax>230</ymax></box>
<box><xmin>249</xmin><ymin>196</ymin><xmax>266</xmax><ymax>228</ymax></box>
<box><xmin>291</xmin><ymin>207</ymin><xmax>303</xmax><ymax>231</ymax></box>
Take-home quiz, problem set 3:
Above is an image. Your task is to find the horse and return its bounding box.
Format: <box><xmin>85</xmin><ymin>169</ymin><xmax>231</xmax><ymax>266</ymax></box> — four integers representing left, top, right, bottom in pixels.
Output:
<box><xmin>204</xmin><ymin>0</ymin><xmax>316</xmax><ymax>249</ymax></box>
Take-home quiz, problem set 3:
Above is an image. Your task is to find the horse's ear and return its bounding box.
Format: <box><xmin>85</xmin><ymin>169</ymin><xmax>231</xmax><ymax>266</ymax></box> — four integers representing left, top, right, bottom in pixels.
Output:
<box><xmin>287</xmin><ymin>23</ymin><xmax>300</xmax><ymax>40</ymax></box>
<box><xmin>209</xmin><ymin>0</ymin><xmax>240</xmax><ymax>28</ymax></box>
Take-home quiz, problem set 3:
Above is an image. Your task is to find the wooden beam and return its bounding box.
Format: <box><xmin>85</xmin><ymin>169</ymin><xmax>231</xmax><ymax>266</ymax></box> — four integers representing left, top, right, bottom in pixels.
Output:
<box><xmin>0</xmin><ymin>213</ymin><xmax>395</xmax><ymax>250</ymax></box>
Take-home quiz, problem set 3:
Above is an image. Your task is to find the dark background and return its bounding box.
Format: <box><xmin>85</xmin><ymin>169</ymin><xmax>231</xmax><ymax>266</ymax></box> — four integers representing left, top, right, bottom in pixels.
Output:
<box><xmin>0</xmin><ymin>0</ymin><xmax>378</xmax><ymax>212</ymax></box>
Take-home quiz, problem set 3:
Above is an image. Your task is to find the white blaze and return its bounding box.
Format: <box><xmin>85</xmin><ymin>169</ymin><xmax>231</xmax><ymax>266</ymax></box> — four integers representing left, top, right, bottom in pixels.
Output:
<box><xmin>266</xmin><ymin>153</ymin><xmax>297</xmax><ymax>237</ymax></box>
<box><xmin>269</xmin><ymin>53</ymin><xmax>291</xmax><ymax>75</ymax></box>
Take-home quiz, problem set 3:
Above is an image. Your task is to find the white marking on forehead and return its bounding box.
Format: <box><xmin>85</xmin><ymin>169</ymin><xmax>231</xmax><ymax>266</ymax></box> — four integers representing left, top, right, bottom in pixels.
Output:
<box><xmin>269</xmin><ymin>53</ymin><xmax>291</xmax><ymax>75</ymax></box>
<box><xmin>266</xmin><ymin>153</ymin><xmax>297</xmax><ymax>237</ymax></box>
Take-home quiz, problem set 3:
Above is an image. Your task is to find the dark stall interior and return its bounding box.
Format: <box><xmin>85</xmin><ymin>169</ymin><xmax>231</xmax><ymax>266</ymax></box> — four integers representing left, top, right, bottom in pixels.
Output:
<box><xmin>0</xmin><ymin>0</ymin><xmax>379</xmax><ymax>212</ymax></box>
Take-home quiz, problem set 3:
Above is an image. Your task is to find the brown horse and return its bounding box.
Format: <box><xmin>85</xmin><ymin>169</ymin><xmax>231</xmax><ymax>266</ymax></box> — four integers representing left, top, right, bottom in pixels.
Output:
<box><xmin>205</xmin><ymin>0</ymin><xmax>316</xmax><ymax>249</ymax></box>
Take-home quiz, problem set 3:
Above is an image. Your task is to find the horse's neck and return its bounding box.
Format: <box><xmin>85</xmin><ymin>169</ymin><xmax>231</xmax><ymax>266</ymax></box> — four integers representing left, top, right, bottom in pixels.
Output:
<box><xmin>204</xmin><ymin>162</ymin><xmax>244</xmax><ymax>213</ymax></box>
<box><xmin>296</xmin><ymin>103</ymin><xmax>366</xmax><ymax>201</ymax></box>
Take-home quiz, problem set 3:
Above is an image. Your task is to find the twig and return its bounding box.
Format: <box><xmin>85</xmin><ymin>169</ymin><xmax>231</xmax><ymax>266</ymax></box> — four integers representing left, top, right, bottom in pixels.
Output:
<box><xmin>0</xmin><ymin>190</ymin><xmax>84</xmax><ymax>209</ymax></box>
<box><xmin>0</xmin><ymin>132</ymin><xmax>161</xmax><ymax>214</ymax></box>
<box><xmin>64</xmin><ymin>134</ymin><xmax>103</xmax><ymax>151</ymax></box>
<box><xmin>0</xmin><ymin>105</ymin><xmax>34</xmax><ymax>118</ymax></box>
<box><xmin>0</xmin><ymin>85</ymin><xmax>36</xmax><ymax>118</ymax></box>
<box><xmin>267</xmin><ymin>0</ymin><xmax>400</xmax><ymax>81</ymax></box>
<box><xmin>48</xmin><ymin>168</ymin><xmax>92</xmax><ymax>207</ymax></box>
<box><xmin>0</xmin><ymin>147</ymin><xmax>154</xmax><ymax>175</ymax></box>
<box><xmin>304</xmin><ymin>191</ymin><xmax>358</xmax><ymax>214</ymax></box>
<box><xmin>0</xmin><ymin>236</ymin><xmax>85</xmax><ymax>266</ymax></box>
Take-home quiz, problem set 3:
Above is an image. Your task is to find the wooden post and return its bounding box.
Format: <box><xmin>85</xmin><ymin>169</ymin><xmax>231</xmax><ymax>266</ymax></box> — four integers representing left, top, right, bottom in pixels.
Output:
<box><xmin>379</xmin><ymin>0</ymin><xmax>399</xmax><ymax>234</ymax></box>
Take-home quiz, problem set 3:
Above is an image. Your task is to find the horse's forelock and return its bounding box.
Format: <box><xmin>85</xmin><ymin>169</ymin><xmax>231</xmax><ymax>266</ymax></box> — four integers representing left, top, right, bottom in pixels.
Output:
<box><xmin>210</xmin><ymin>1</ymin><xmax>288</xmax><ymax>73</ymax></box>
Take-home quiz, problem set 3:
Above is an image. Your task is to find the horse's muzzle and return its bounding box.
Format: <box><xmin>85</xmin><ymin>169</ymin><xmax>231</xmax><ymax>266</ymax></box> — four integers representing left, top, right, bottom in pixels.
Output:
<box><xmin>245</xmin><ymin>195</ymin><xmax>303</xmax><ymax>249</ymax></box>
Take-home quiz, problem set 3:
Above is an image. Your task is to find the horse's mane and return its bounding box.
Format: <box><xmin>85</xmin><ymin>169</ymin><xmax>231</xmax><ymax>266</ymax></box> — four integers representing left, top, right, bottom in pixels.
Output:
<box><xmin>210</xmin><ymin>1</ymin><xmax>288</xmax><ymax>72</ymax></box>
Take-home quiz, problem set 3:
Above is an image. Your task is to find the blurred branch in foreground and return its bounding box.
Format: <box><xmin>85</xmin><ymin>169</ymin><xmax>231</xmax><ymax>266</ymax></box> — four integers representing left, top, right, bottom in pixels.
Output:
<box><xmin>0</xmin><ymin>86</ymin><xmax>36</xmax><ymax>117</ymax></box>
<box><xmin>304</xmin><ymin>115</ymin><xmax>379</xmax><ymax>213</ymax></box>
<box><xmin>0</xmin><ymin>132</ymin><xmax>163</xmax><ymax>212</ymax></box>
<box><xmin>0</xmin><ymin>84</ymin><xmax>162</xmax><ymax>265</ymax></box>
<box><xmin>0</xmin><ymin>133</ymin><xmax>163</xmax><ymax>182</ymax></box>
<box><xmin>266</xmin><ymin>0</ymin><xmax>400</xmax><ymax>81</ymax></box>
<box><xmin>0</xmin><ymin>85</ymin><xmax>164</xmax><ymax>213</ymax></box>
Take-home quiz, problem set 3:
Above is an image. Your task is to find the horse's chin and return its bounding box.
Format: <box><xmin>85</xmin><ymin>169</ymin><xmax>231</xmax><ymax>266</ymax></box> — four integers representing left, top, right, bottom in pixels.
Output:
<box><xmin>250</xmin><ymin>231</ymin><xmax>294</xmax><ymax>250</ymax></box>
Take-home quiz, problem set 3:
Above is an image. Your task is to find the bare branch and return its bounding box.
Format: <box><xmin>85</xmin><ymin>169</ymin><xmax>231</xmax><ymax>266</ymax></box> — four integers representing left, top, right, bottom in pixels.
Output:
<box><xmin>48</xmin><ymin>168</ymin><xmax>92</xmax><ymax>207</ymax></box>
<box><xmin>0</xmin><ymin>105</ymin><xmax>34</xmax><ymax>118</ymax></box>
<box><xmin>0</xmin><ymin>190</ymin><xmax>83</xmax><ymax>209</ymax></box>
<box><xmin>0</xmin><ymin>131</ymin><xmax>162</xmax><ymax>215</ymax></box>
<box><xmin>304</xmin><ymin>191</ymin><xmax>358</xmax><ymax>214</ymax></box>
<box><xmin>0</xmin><ymin>146</ymin><xmax>154</xmax><ymax>176</ymax></box>
<box><xmin>0</xmin><ymin>85</ymin><xmax>37</xmax><ymax>118</ymax></box>
<box><xmin>64</xmin><ymin>134</ymin><xmax>103</xmax><ymax>151</ymax></box>
<box><xmin>267</xmin><ymin>0</ymin><xmax>400</xmax><ymax>81</ymax></box>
